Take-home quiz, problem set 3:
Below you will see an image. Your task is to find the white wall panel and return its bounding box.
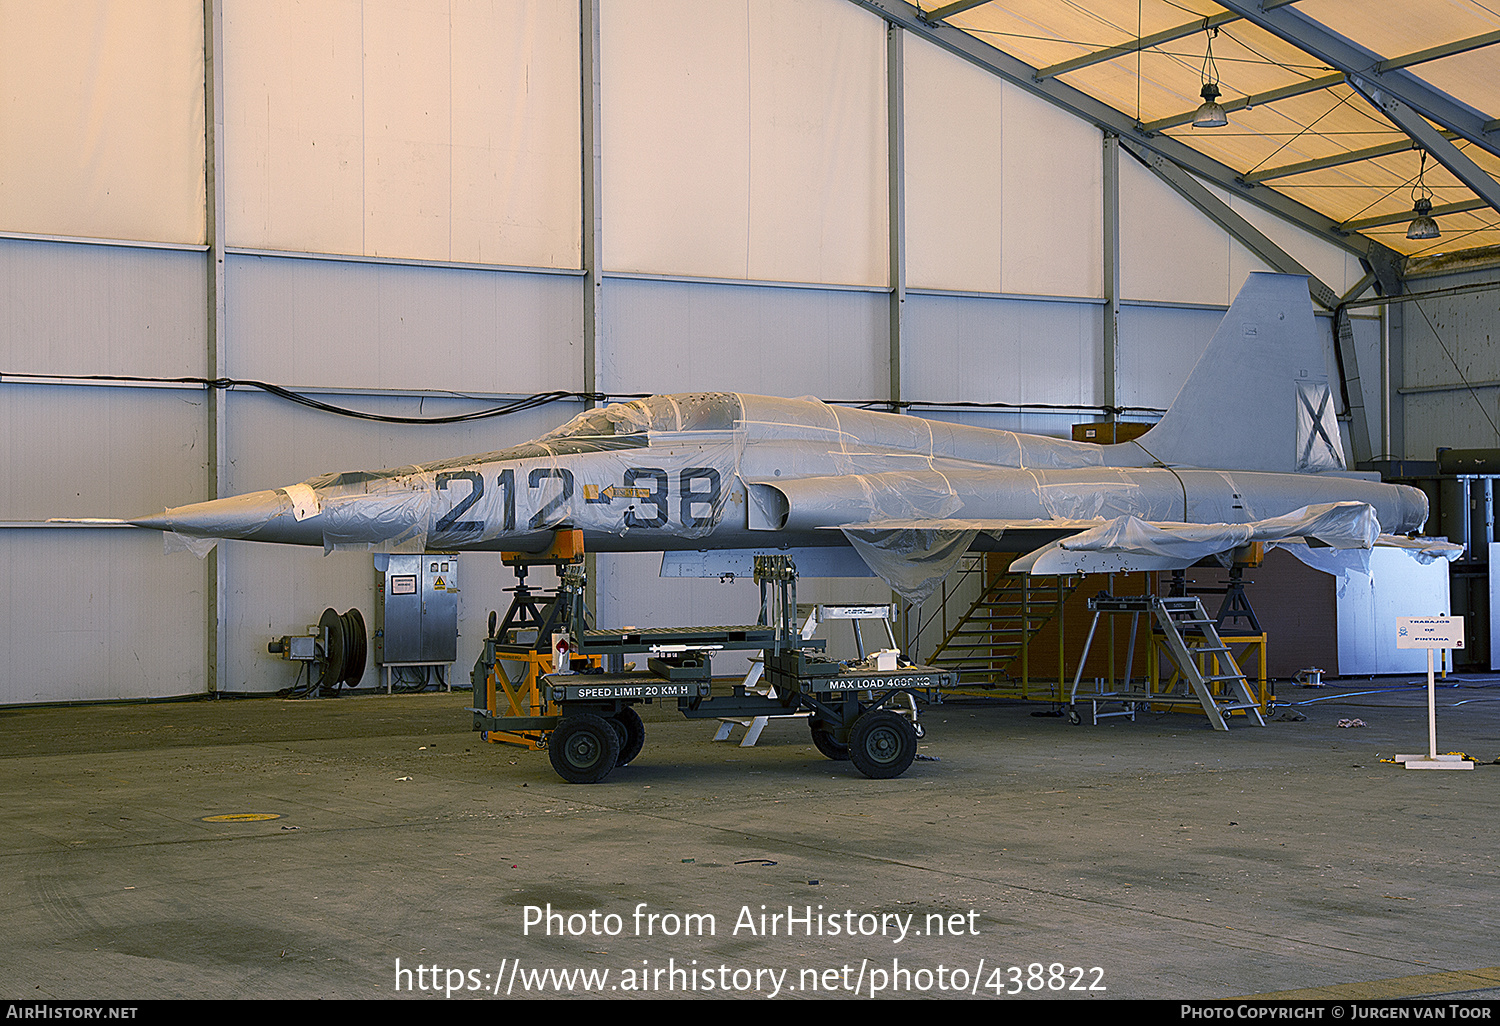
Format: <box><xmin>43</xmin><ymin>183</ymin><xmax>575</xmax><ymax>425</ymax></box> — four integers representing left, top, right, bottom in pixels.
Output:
<box><xmin>224</xmin><ymin>0</ymin><xmax>581</xmax><ymax>267</ymax></box>
<box><xmin>1116</xmin><ymin>305</ymin><xmax>1228</xmax><ymax>412</ymax></box>
<box><xmin>0</xmin><ymin>0</ymin><xmax>206</xmax><ymax>244</ymax></box>
<box><xmin>225</xmin><ymin>255</ymin><xmax>582</xmax><ymax>395</ymax></box>
<box><xmin>999</xmin><ymin>85</ymin><xmax>1103</xmax><ymax>299</ymax></box>
<box><xmin>221</xmin><ymin>389</ymin><xmax>576</xmax><ymax>498</ymax></box>
<box><xmin>225</xmin><ymin>0</ymin><xmax>365</xmax><ymax>256</ymax></box>
<box><xmin>905</xmin><ymin>35</ymin><xmax>1101</xmax><ymax>299</ymax></box>
<box><xmin>219</xmin><ymin>542</ymin><xmax>518</xmax><ymax>694</ymax></box>
<box><xmin>216</xmin><ymin>391</ymin><xmax>580</xmax><ymax>691</ymax></box>
<box><xmin>603</xmin><ymin>0</ymin><xmax>886</xmax><ymax>286</ymax></box>
<box><xmin>0</xmin><ymin>239</ymin><xmax>207</xmax><ymax>378</ymax></box>
<box><xmin>1228</xmin><ymin>192</ymin><xmax>1365</xmax><ymax>299</ymax></box>
<box><xmin>0</xmin><ymin>529</ymin><xmax>206</xmax><ymax>703</ymax></box>
<box><xmin>1120</xmin><ymin>155</ymin><xmax>1233</xmax><ymax>305</ymax></box>
<box><xmin>601</xmin><ymin>278</ymin><xmax>886</xmax><ymax>398</ymax></box>
<box><xmin>904</xmin><ymin>295</ymin><xmax>1102</xmax><ymax>405</ymax></box>
<box><xmin>903</xmin><ymin>34</ymin><xmax>1003</xmax><ymax>294</ymax></box>
<box><xmin>0</xmin><ymin>385</ymin><xmax>210</xmax><ymax>522</ymax></box>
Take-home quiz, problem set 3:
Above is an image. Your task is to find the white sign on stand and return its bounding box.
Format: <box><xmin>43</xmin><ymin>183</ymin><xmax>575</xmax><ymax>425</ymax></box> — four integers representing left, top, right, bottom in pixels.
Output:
<box><xmin>1394</xmin><ymin>616</ymin><xmax>1472</xmax><ymax>770</ymax></box>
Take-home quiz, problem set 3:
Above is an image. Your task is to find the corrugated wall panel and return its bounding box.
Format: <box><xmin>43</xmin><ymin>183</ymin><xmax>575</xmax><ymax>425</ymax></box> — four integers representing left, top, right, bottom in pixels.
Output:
<box><xmin>904</xmin><ymin>294</ymin><xmax>1102</xmax><ymax>405</ymax></box>
<box><xmin>0</xmin><ymin>239</ymin><xmax>207</xmax><ymax>378</ymax></box>
<box><xmin>1116</xmin><ymin>305</ymin><xmax>1228</xmax><ymax>412</ymax></box>
<box><xmin>224</xmin><ymin>255</ymin><xmax>583</xmax><ymax>396</ymax></box>
<box><xmin>1</xmin><ymin>384</ymin><xmax>210</xmax><ymax>521</ymax></box>
<box><xmin>1401</xmin><ymin>269</ymin><xmax>1500</xmax><ymax>456</ymax></box>
<box><xmin>0</xmin><ymin>529</ymin><xmax>206</xmax><ymax>703</ymax></box>
<box><xmin>601</xmin><ymin>278</ymin><xmax>887</xmax><ymax>399</ymax></box>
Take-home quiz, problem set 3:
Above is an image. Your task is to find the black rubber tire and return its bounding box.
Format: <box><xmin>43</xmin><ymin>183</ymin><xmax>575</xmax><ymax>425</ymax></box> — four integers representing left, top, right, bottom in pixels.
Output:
<box><xmin>848</xmin><ymin>710</ymin><xmax>917</xmax><ymax>780</ymax></box>
<box><xmin>809</xmin><ymin>721</ymin><xmax>850</xmax><ymax>761</ymax></box>
<box><xmin>548</xmin><ymin>714</ymin><xmax>620</xmax><ymax>784</ymax></box>
<box><xmin>610</xmin><ymin>706</ymin><xmax>646</xmax><ymax>766</ymax></box>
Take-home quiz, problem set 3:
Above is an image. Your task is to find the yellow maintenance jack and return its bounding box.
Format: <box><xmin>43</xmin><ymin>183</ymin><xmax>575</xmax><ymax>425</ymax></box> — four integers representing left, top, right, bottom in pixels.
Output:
<box><xmin>473</xmin><ymin>529</ymin><xmax>602</xmax><ymax>752</ymax></box>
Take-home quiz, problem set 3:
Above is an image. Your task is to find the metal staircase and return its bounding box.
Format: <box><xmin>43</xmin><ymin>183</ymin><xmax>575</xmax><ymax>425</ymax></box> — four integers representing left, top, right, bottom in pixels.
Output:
<box><xmin>926</xmin><ymin>556</ymin><xmax>1079</xmax><ymax>690</ymax></box>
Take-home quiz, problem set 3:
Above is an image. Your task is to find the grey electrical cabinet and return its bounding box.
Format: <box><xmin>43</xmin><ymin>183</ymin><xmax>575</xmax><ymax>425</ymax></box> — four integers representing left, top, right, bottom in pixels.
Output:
<box><xmin>375</xmin><ymin>553</ymin><xmax>459</xmax><ymax>665</ymax></box>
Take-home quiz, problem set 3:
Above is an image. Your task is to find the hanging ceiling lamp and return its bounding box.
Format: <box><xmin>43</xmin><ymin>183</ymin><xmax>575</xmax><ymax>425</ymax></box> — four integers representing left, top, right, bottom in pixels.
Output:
<box><xmin>1193</xmin><ymin>28</ymin><xmax>1228</xmax><ymax>129</ymax></box>
<box><xmin>1407</xmin><ymin>150</ymin><xmax>1441</xmax><ymax>241</ymax></box>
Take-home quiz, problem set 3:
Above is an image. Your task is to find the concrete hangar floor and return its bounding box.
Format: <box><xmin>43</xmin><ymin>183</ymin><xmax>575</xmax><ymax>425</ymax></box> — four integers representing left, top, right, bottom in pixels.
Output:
<box><xmin>2</xmin><ymin>679</ymin><xmax>1499</xmax><ymax>1002</ymax></box>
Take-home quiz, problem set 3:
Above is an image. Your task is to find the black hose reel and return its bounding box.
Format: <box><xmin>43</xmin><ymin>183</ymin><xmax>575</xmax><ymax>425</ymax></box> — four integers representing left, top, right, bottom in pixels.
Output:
<box><xmin>269</xmin><ymin>607</ymin><xmax>367</xmax><ymax>694</ymax></box>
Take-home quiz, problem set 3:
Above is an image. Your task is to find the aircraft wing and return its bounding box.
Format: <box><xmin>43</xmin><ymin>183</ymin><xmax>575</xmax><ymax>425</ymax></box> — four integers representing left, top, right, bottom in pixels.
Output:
<box><xmin>836</xmin><ymin>502</ymin><xmax>1427</xmax><ymax>602</ymax></box>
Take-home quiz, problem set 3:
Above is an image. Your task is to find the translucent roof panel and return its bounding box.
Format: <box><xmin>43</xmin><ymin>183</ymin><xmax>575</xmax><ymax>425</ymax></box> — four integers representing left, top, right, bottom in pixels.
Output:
<box><xmin>909</xmin><ymin>0</ymin><xmax>1500</xmax><ymax>260</ymax></box>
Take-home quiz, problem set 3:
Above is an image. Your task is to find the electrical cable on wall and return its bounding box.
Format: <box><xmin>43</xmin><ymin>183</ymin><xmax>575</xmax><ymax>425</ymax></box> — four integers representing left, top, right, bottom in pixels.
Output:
<box><xmin>0</xmin><ymin>371</ymin><xmax>1166</xmax><ymax>423</ymax></box>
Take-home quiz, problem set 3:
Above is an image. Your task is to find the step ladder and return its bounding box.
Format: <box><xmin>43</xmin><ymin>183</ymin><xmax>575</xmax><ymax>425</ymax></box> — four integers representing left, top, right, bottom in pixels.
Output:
<box><xmin>1067</xmin><ymin>594</ymin><xmax>1265</xmax><ymax>730</ymax></box>
<box><xmin>1153</xmin><ymin>596</ymin><xmax>1265</xmax><ymax>731</ymax></box>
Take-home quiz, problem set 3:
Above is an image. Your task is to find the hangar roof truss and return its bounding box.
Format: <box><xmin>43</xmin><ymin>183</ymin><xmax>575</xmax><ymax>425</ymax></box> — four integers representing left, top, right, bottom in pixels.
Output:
<box><xmin>855</xmin><ymin>0</ymin><xmax>1500</xmax><ymax>268</ymax></box>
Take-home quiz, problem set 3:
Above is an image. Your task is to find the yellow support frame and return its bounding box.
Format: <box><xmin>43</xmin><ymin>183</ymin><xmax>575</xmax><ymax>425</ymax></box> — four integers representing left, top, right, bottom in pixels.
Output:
<box><xmin>483</xmin><ymin>649</ymin><xmax>603</xmax><ymax>750</ymax></box>
<box><xmin>1146</xmin><ymin>632</ymin><xmax>1271</xmax><ymax>717</ymax></box>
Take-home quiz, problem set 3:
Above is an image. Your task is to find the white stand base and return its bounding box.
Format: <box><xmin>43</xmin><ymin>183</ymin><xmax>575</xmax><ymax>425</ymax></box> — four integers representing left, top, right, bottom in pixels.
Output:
<box><xmin>1395</xmin><ymin>753</ymin><xmax>1473</xmax><ymax>770</ymax></box>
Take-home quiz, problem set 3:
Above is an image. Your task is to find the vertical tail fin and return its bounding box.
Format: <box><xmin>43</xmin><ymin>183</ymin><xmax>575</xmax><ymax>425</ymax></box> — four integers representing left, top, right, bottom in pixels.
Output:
<box><xmin>1132</xmin><ymin>272</ymin><xmax>1345</xmax><ymax>473</ymax></box>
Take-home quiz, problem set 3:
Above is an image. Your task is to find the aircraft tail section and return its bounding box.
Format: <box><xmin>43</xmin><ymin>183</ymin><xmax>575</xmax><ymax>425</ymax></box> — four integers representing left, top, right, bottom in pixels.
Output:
<box><xmin>1130</xmin><ymin>273</ymin><xmax>1345</xmax><ymax>474</ymax></box>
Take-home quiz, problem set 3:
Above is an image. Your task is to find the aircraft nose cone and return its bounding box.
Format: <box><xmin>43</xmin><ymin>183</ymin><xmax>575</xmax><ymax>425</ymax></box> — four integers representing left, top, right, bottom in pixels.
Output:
<box><xmin>131</xmin><ymin>489</ymin><xmax>323</xmax><ymax>545</ymax></box>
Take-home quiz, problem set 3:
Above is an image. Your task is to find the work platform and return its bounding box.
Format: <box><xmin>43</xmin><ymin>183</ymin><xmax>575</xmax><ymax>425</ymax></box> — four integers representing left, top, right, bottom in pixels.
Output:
<box><xmin>1068</xmin><ymin>593</ymin><xmax>1269</xmax><ymax>730</ymax></box>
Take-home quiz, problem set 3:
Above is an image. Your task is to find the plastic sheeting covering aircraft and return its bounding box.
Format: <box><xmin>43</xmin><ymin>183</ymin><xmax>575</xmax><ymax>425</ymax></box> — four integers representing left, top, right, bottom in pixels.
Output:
<box><xmin>121</xmin><ymin>274</ymin><xmax>1451</xmax><ymax>601</ymax></box>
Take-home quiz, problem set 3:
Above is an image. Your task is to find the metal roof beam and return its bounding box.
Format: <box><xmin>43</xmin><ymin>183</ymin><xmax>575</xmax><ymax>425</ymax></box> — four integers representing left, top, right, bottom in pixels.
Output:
<box><xmin>1120</xmin><ymin>137</ymin><xmax>1341</xmax><ymax>310</ymax></box>
<box><xmin>1341</xmin><ymin>197</ymin><xmax>1489</xmax><ymax>231</ymax></box>
<box><xmin>921</xmin><ymin>1</ymin><xmax>991</xmax><ymax>21</ymax></box>
<box><xmin>1035</xmin><ymin>12</ymin><xmax>1241</xmax><ymax>82</ymax></box>
<box><xmin>1244</xmin><ymin>132</ymin><xmax>1457</xmax><ymax>184</ymax></box>
<box><xmin>1141</xmin><ymin>30</ymin><xmax>1500</xmax><ymax>136</ymax></box>
<box><xmin>1380</xmin><ymin>29</ymin><xmax>1500</xmax><ymax>72</ymax></box>
<box><xmin>1213</xmin><ymin>1</ymin><xmax>1500</xmax><ymax>162</ymax></box>
<box><xmin>1351</xmin><ymin>80</ymin><xmax>1500</xmax><ymax>218</ymax></box>
<box><xmin>848</xmin><ymin>0</ymin><xmax>1404</xmax><ymax>268</ymax></box>
<box><xmin>1140</xmin><ymin>73</ymin><xmax>1343</xmax><ymax>134</ymax></box>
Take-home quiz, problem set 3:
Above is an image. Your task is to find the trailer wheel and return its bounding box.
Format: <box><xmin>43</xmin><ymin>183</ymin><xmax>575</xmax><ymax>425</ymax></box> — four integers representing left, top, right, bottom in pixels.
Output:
<box><xmin>610</xmin><ymin>706</ymin><xmax>646</xmax><ymax>767</ymax></box>
<box><xmin>809</xmin><ymin>722</ymin><xmax>850</xmax><ymax>761</ymax></box>
<box><xmin>548</xmin><ymin>714</ymin><xmax>620</xmax><ymax>784</ymax></box>
<box><xmin>848</xmin><ymin>710</ymin><xmax>917</xmax><ymax>779</ymax></box>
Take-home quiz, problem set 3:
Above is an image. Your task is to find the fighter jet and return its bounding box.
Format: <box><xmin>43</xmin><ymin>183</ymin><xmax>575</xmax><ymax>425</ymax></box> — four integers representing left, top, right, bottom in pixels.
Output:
<box><xmin>125</xmin><ymin>273</ymin><xmax>1437</xmax><ymax>600</ymax></box>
